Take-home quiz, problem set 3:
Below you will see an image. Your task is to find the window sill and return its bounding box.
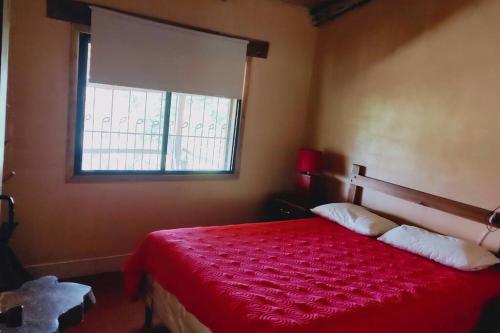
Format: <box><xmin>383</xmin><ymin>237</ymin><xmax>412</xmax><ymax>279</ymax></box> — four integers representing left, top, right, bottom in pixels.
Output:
<box><xmin>66</xmin><ymin>172</ymin><xmax>239</xmax><ymax>183</ymax></box>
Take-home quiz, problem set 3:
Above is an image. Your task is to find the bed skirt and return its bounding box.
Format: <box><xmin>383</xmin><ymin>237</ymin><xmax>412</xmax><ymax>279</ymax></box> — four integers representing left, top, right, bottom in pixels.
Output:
<box><xmin>144</xmin><ymin>276</ymin><xmax>213</xmax><ymax>333</ymax></box>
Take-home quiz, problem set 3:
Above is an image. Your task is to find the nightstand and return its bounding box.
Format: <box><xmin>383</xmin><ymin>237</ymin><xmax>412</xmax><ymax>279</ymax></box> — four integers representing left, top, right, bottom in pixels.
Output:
<box><xmin>266</xmin><ymin>192</ymin><xmax>317</xmax><ymax>221</ymax></box>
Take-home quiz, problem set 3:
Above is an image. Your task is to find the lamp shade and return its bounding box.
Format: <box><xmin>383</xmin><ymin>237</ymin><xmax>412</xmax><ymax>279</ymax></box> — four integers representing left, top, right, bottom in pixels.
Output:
<box><xmin>297</xmin><ymin>149</ymin><xmax>322</xmax><ymax>174</ymax></box>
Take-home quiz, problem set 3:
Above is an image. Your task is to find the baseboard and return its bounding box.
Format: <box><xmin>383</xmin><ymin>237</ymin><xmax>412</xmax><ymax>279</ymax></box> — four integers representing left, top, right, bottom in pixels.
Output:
<box><xmin>25</xmin><ymin>254</ymin><xmax>131</xmax><ymax>279</ymax></box>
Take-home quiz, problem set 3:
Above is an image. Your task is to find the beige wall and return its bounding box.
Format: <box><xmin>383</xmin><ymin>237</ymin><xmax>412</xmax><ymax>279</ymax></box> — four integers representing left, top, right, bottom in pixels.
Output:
<box><xmin>308</xmin><ymin>0</ymin><xmax>500</xmax><ymax>251</ymax></box>
<box><xmin>5</xmin><ymin>0</ymin><xmax>317</xmax><ymax>269</ymax></box>
<box><xmin>7</xmin><ymin>0</ymin><xmax>499</xmax><ymax>272</ymax></box>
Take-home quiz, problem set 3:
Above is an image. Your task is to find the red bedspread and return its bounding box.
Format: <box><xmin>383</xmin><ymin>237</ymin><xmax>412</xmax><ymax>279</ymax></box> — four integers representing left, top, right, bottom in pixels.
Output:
<box><xmin>123</xmin><ymin>218</ymin><xmax>500</xmax><ymax>333</ymax></box>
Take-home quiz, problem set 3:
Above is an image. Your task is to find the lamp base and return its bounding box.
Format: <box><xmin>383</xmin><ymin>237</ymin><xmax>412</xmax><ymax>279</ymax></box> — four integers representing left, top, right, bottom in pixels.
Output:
<box><xmin>296</xmin><ymin>173</ymin><xmax>322</xmax><ymax>203</ymax></box>
<box><xmin>297</xmin><ymin>173</ymin><xmax>312</xmax><ymax>192</ymax></box>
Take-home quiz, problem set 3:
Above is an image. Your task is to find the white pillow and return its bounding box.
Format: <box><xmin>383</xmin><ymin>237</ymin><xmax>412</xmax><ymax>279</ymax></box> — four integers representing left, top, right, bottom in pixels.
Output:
<box><xmin>378</xmin><ymin>225</ymin><xmax>500</xmax><ymax>271</ymax></box>
<box><xmin>311</xmin><ymin>203</ymin><xmax>398</xmax><ymax>236</ymax></box>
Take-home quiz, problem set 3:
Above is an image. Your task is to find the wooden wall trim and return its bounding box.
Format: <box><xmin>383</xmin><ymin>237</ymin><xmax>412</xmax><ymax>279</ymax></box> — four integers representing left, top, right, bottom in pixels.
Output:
<box><xmin>46</xmin><ymin>0</ymin><xmax>270</xmax><ymax>58</ymax></box>
<box><xmin>348</xmin><ymin>164</ymin><xmax>494</xmax><ymax>225</ymax></box>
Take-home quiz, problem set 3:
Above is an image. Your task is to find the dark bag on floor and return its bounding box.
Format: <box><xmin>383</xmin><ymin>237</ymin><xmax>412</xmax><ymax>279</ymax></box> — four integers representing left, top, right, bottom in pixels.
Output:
<box><xmin>0</xmin><ymin>195</ymin><xmax>32</xmax><ymax>292</ymax></box>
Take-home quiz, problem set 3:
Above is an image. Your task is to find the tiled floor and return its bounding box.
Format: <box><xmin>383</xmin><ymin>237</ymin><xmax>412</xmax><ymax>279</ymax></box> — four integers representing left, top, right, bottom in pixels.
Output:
<box><xmin>65</xmin><ymin>272</ymin><xmax>169</xmax><ymax>333</ymax></box>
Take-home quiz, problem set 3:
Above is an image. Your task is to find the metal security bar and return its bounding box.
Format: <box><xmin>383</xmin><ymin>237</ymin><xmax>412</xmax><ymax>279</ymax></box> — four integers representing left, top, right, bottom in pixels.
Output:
<box><xmin>81</xmin><ymin>85</ymin><xmax>166</xmax><ymax>171</ymax></box>
<box><xmin>165</xmin><ymin>93</ymin><xmax>237</xmax><ymax>171</ymax></box>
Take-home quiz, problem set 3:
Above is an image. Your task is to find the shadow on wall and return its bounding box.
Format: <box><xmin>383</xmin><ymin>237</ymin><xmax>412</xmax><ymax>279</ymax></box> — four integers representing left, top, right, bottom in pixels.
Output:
<box><xmin>305</xmin><ymin>0</ymin><xmax>485</xmax><ymax>144</ymax></box>
<box><xmin>318</xmin><ymin>150</ymin><xmax>346</xmax><ymax>203</ymax></box>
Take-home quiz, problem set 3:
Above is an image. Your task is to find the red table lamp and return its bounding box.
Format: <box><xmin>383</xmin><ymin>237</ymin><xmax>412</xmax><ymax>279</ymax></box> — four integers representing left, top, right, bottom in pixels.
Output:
<box><xmin>296</xmin><ymin>148</ymin><xmax>322</xmax><ymax>194</ymax></box>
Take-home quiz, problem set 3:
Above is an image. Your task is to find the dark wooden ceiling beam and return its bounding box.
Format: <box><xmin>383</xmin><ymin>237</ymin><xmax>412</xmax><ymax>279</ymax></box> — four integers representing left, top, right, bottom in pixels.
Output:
<box><xmin>46</xmin><ymin>0</ymin><xmax>269</xmax><ymax>58</ymax></box>
<box><xmin>281</xmin><ymin>0</ymin><xmax>324</xmax><ymax>7</ymax></box>
<box><xmin>309</xmin><ymin>0</ymin><xmax>371</xmax><ymax>26</ymax></box>
<box><xmin>46</xmin><ymin>0</ymin><xmax>90</xmax><ymax>25</ymax></box>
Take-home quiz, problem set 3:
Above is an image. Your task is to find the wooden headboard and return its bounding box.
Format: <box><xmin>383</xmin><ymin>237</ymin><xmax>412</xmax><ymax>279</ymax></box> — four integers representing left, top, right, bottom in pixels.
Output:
<box><xmin>346</xmin><ymin>164</ymin><xmax>496</xmax><ymax>226</ymax></box>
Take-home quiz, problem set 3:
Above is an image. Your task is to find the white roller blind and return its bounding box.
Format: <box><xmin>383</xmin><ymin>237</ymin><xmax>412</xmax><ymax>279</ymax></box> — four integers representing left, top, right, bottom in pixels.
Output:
<box><xmin>89</xmin><ymin>8</ymin><xmax>248</xmax><ymax>99</ymax></box>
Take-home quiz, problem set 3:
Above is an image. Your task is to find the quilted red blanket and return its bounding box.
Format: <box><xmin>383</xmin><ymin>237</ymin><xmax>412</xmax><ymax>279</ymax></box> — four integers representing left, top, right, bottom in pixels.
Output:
<box><xmin>123</xmin><ymin>218</ymin><xmax>500</xmax><ymax>333</ymax></box>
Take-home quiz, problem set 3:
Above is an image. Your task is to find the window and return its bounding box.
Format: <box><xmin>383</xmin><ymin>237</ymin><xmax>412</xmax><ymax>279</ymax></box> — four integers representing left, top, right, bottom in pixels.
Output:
<box><xmin>74</xmin><ymin>33</ymin><xmax>241</xmax><ymax>175</ymax></box>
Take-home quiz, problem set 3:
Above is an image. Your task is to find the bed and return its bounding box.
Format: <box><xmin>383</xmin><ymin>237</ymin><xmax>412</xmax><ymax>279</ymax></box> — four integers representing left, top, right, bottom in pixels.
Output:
<box><xmin>123</xmin><ymin>165</ymin><xmax>500</xmax><ymax>333</ymax></box>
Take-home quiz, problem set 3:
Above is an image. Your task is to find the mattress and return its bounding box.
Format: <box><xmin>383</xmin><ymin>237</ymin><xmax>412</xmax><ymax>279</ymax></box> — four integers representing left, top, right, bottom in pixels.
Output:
<box><xmin>124</xmin><ymin>218</ymin><xmax>500</xmax><ymax>333</ymax></box>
